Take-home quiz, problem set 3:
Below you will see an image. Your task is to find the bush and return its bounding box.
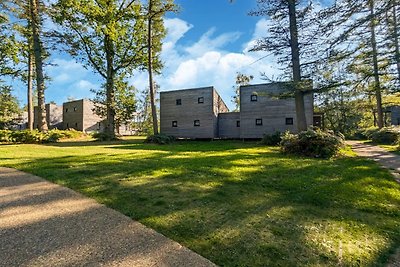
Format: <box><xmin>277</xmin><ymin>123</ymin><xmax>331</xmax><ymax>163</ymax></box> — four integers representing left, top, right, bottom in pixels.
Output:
<box><xmin>370</xmin><ymin>127</ymin><xmax>400</xmax><ymax>145</ymax></box>
<box><xmin>92</xmin><ymin>132</ymin><xmax>119</xmax><ymax>141</ymax></box>
<box><xmin>145</xmin><ymin>134</ymin><xmax>175</xmax><ymax>144</ymax></box>
<box><xmin>0</xmin><ymin>129</ymin><xmax>85</xmax><ymax>144</ymax></box>
<box><xmin>261</xmin><ymin>132</ymin><xmax>281</xmax><ymax>146</ymax></box>
<box><xmin>0</xmin><ymin>130</ymin><xmax>12</xmax><ymax>142</ymax></box>
<box><xmin>352</xmin><ymin>127</ymin><xmax>379</xmax><ymax>140</ymax></box>
<box><xmin>280</xmin><ymin>129</ymin><xmax>344</xmax><ymax>159</ymax></box>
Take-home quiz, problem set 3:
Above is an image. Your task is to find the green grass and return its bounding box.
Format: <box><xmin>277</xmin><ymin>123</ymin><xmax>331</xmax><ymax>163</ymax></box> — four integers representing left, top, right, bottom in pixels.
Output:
<box><xmin>1</xmin><ymin>138</ymin><xmax>399</xmax><ymax>266</ymax></box>
<box><xmin>380</xmin><ymin>144</ymin><xmax>400</xmax><ymax>155</ymax></box>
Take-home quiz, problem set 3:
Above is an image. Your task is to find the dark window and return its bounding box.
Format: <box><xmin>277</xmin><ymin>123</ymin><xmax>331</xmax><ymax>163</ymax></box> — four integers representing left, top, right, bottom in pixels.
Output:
<box><xmin>65</xmin><ymin>108</ymin><xmax>69</xmax><ymax>113</ymax></box>
<box><xmin>256</xmin><ymin>119</ymin><xmax>263</xmax><ymax>126</ymax></box>
<box><xmin>397</xmin><ymin>118</ymin><xmax>400</xmax><ymax>125</ymax></box>
<box><xmin>236</xmin><ymin>120</ymin><xmax>240</xmax><ymax>127</ymax></box>
<box><xmin>172</xmin><ymin>121</ymin><xmax>178</xmax><ymax>127</ymax></box>
<box><xmin>285</xmin><ymin>118</ymin><xmax>294</xmax><ymax>125</ymax></box>
<box><xmin>198</xmin><ymin>97</ymin><xmax>204</xmax><ymax>104</ymax></box>
<box><xmin>73</xmin><ymin>107</ymin><xmax>77</xmax><ymax>111</ymax></box>
<box><xmin>251</xmin><ymin>94</ymin><xmax>258</xmax><ymax>102</ymax></box>
<box><xmin>66</xmin><ymin>123</ymin><xmax>69</xmax><ymax>128</ymax></box>
<box><xmin>194</xmin><ymin>120</ymin><xmax>200</xmax><ymax>127</ymax></box>
<box><xmin>98</xmin><ymin>122</ymin><xmax>101</xmax><ymax>130</ymax></box>
<box><xmin>75</xmin><ymin>122</ymin><xmax>78</xmax><ymax>128</ymax></box>
<box><xmin>176</xmin><ymin>99</ymin><xmax>182</xmax><ymax>105</ymax></box>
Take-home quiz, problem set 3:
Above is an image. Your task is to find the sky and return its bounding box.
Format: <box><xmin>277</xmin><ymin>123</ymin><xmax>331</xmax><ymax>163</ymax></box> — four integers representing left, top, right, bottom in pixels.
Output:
<box><xmin>11</xmin><ymin>0</ymin><xmax>285</xmax><ymax>111</ymax></box>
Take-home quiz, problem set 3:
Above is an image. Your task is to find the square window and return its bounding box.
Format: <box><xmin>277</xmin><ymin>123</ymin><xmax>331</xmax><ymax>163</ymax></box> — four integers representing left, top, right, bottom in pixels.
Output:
<box><xmin>73</xmin><ymin>107</ymin><xmax>77</xmax><ymax>111</ymax></box>
<box><xmin>236</xmin><ymin>120</ymin><xmax>240</xmax><ymax>127</ymax></box>
<box><xmin>256</xmin><ymin>118</ymin><xmax>263</xmax><ymax>126</ymax></box>
<box><xmin>176</xmin><ymin>99</ymin><xmax>182</xmax><ymax>105</ymax></box>
<box><xmin>251</xmin><ymin>94</ymin><xmax>258</xmax><ymax>102</ymax></box>
<box><xmin>286</xmin><ymin>118</ymin><xmax>294</xmax><ymax>125</ymax></box>
<box><xmin>172</xmin><ymin>121</ymin><xmax>178</xmax><ymax>127</ymax></box>
<box><xmin>194</xmin><ymin>120</ymin><xmax>200</xmax><ymax>127</ymax></box>
<box><xmin>198</xmin><ymin>97</ymin><xmax>204</xmax><ymax>104</ymax></box>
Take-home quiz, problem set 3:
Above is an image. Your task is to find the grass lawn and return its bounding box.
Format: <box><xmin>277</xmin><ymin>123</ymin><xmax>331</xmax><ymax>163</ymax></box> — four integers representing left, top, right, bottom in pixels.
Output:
<box><xmin>1</xmin><ymin>138</ymin><xmax>400</xmax><ymax>266</ymax></box>
<box><xmin>380</xmin><ymin>145</ymin><xmax>400</xmax><ymax>155</ymax></box>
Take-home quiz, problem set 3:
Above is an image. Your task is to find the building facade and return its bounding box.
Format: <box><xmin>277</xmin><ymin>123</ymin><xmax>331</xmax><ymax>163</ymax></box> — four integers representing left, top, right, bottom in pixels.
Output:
<box><xmin>390</xmin><ymin>106</ymin><xmax>400</xmax><ymax>125</ymax></box>
<box><xmin>160</xmin><ymin>87</ymin><xmax>229</xmax><ymax>139</ymax></box>
<box><xmin>34</xmin><ymin>103</ymin><xmax>63</xmax><ymax>129</ymax></box>
<box><xmin>160</xmin><ymin>82</ymin><xmax>314</xmax><ymax>139</ymax></box>
<box><xmin>63</xmin><ymin>99</ymin><xmax>103</xmax><ymax>132</ymax></box>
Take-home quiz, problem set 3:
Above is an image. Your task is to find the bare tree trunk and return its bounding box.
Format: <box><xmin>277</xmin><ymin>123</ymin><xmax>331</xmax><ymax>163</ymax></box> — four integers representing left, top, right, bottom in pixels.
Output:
<box><xmin>105</xmin><ymin>35</ymin><xmax>116</xmax><ymax>138</ymax></box>
<box><xmin>27</xmin><ymin>51</ymin><xmax>34</xmax><ymax>130</ymax></box>
<box><xmin>147</xmin><ymin>0</ymin><xmax>159</xmax><ymax>135</ymax></box>
<box><xmin>369</xmin><ymin>0</ymin><xmax>384</xmax><ymax>128</ymax></box>
<box><xmin>288</xmin><ymin>0</ymin><xmax>307</xmax><ymax>132</ymax></box>
<box><xmin>29</xmin><ymin>0</ymin><xmax>47</xmax><ymax>131</ymax></box>
<box><xmin>391</xmin><ymin>1</ymin><xmax>400</xmax><ymax>82</ymax></box>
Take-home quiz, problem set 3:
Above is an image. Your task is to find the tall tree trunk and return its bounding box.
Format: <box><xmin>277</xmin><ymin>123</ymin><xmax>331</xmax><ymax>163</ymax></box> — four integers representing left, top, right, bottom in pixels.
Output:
<box><xmin>105</xmin><ymin>35</ymin><xmax>116</xmax><ymax>138</ymax></box>
<box><xmin>391</xmin><ymin>1</ymin><xmax>400</xmax><ymax>82</ymax></box>
<box><xmin>29</xmin><ymin>0</ymin><xmax>47</xmax><ymax>131</ymax></box>
<box><xmin>27</xmin><ymin>51</ymin><xmax>34</xmax><ymax>130</ymax></box>
<box><xmin>147</xmin><ymin>0</ymin><xmax>159</xmax><ymax>135</ymax></box>
<box><xmin>288</xmin><ymin>0</ymin><xmax>307</xmax><ymax>132</ymax></box>
<box><xmin>369</xmin><ymin>0</ymin><xmax>384</xmax><ymax>128</ymax></box>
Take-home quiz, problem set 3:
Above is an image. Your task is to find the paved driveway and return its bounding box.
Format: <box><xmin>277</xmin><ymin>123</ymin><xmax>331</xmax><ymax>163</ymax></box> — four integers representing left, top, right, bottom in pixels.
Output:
<box><xmin>0</xmin><ymin>167</ymin><xmax>216</xmax><ymax>267</ymax></box>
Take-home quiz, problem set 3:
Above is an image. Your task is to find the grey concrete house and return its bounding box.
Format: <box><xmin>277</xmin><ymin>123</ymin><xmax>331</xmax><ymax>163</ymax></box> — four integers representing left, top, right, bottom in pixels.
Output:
<box><xmin>388</xmin><ymin>106</ymin><xmax>400</xmax><ymax>125</ymax></box>
<box><xmin>160</xmin><ymin>87</ymin><xmax>229</xmax><ymax>138</ymax></box>
<box><xmin>63</xmin><ymin>99</ymin><xmax>103</xmax><ymax>132</ymax></box>
<box><xmin>160</xmin><ymin>82</ymin><xmax>314</xmax><ymax>139</ymax></box>
<box><xmin>238</xmin><ymin>82</ymin><xmax>314</xmax><ymax>138</ymax></box>
<box><xmin>34</xmin><ymin>103</ymin><xmax>63</xmax><ymax>129</ymax></box>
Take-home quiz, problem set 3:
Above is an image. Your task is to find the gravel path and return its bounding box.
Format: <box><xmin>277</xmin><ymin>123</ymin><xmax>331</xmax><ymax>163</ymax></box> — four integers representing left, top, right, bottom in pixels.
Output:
<box><xmin>347</xmin><ymin>141</ymin><xmax>400</xmax><ymax>183</ymax></box>
<box><xmin>0</xmin><ymin>167</ymin><xmax>216</xmax><ymax>267</ymax></box>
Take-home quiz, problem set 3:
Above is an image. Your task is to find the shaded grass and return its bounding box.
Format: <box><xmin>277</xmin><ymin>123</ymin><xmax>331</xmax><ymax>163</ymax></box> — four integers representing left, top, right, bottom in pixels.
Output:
<box><xmin>1</xmin><ymin>138</ymin><xmax>399</xmax><ymax>266</ymax></box>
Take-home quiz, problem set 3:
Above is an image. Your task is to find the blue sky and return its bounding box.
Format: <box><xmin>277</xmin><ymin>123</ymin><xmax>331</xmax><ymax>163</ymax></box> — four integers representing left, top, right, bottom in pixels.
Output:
<box><xmin>11</xmin><ymin>0</ymin><xmax>283</xmax><ymax>110</ymax></box>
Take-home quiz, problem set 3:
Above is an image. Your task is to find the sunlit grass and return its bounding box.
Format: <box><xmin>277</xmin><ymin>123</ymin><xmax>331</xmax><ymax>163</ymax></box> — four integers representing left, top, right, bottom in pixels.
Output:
<box><xmin>1</xmin><ymin>138</ymin><xmax>399</xmax><ymax>266</ymax></box>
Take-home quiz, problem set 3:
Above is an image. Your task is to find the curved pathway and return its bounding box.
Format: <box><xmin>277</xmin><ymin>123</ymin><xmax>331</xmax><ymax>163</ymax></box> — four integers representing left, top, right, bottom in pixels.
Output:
<box><xmin>347</xmin><ymin>141</ymin><xmax>400</xmax><ymax>183</ymax></box>
<box><xmin>0</xmin><ymin>167</ymin><xmax>216</xmax><ymax>267</ymax></box>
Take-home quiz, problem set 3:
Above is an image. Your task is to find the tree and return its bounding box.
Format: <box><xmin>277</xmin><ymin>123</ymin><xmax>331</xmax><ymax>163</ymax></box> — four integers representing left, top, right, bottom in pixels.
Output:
<box><xmin>52</xmin><ymin>0</ymin><xmax>147</xmax><ymax>138</ymax></box>
<box><xmin>232</xmin><ymin>72</ymin><xmax>253</xmax><ymax>111</ymax></box>
<box><xmin>0</xmin><ymin>85</ymin><xmax>20</xmax><ymax>129</ymax></box>
<box><xmin>29</xmin><ymin>0</ymin><xmax>48</xmax><ymax>131</ymax></box>
<box><xmin>92</xmin><ymin>75</ymin><xmax>137</xmax><ymax>135</ymax></box>
<box><xmin>144</xmin><ymin>0</ymin><xmax>176</xmax><ymax>135</ymax></box>
<box><xmin>250</xmin><ymin>0</ymin><xmax>321</xmax><ymax>131</ymax></box>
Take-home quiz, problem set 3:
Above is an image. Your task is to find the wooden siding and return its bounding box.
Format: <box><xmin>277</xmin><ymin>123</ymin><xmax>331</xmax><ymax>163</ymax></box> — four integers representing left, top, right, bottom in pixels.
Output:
<box><xmin>33</xmin><ymin>103</ymin><xmax>63</xmax><ymax>129</ymax></box>
<box><xmin>239</xmin><ymin>83</ymin><xmax>314</xmax><ymax>138</ymax></box>
<box><xmin>218</xmin><ymin>112</ymin><xmax>240</xmax><ymax>138</ymax></box>
<box><xmin>63</xmin><ymin>99</ymin><xmax>103</xmax><ymax>132</ymax></box>
<box><xmin>391</xmin><ymin>106</ymin><xmax>400</xmax><ymax>125</ymax></box>
<box><xmin>160</xmin><ymin>87</ymin><xmax>223</xmax><ymax>138</ymax></box>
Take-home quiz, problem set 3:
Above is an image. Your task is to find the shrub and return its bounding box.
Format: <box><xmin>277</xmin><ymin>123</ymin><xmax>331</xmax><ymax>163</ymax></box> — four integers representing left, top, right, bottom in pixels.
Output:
<box><xmin>353</xmin><ymin>127</ymin><xmax>379</xmax><ymax>140</ymax></box>
<box><xmin>92</xmin><ymin>132</ymin><xmax>119</xmax><ymax>141</ymax></box>
<box><xmin>280</xmin><ymin>129</ymin><xmax>344</xmax><ymax>158</ymax></box>
<box><xmin>0</xmin><ymin>130</ymin><xmax>12</xmax><ymax>142</ymax></box>
<box><xmin>145</xmin><ymin>134</ymin><xmax>175</xmax><ymax>144</ymax></box>
<box><xmin>370</xmin><ymin>127</ymin><xmax>400</xmax><ymax>145</ymax></box>
<box><xmin>261</xmin><ymin>132</ymin><xmax>281</xmax><ymax>146</ymax></box>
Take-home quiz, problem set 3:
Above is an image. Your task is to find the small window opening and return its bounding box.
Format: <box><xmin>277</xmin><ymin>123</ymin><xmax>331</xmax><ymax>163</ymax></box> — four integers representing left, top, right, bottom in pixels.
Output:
<box><xmin>194</xmin><ymin>120</ymin><xmax>200</xmax><ymax>127</ymax></box>
<box><xmin>285</xmin><ymin>118</ymin><xmax>294</xmax><ymax>125</ymax></box>
<box><xmin>236</xmin><ymin>120</ymin><xmax>240</xmax><ymax>127</ymax></box>
<box><xmin>176</xmin><ymin>99</ymin><xmax>182</xmax><ymax>105</ymax></box>
<box><xmin>198</xmin><ymin>97</ymin><xmax>204</xmax><ymax>104</ymax></box>
<box><xmin>172</xmin><ymin>121</ymin><xmax>178</xmax><ymax>127</ymax></box>
<box><xmin>251</xmin><ymin>94</ymin><xmax>258</xmax><ymax>102</ymax></box>
<box><xmin>256</xmin><ymin>118</ymin><xmax>263</xmax><ymax>126</ymax></box>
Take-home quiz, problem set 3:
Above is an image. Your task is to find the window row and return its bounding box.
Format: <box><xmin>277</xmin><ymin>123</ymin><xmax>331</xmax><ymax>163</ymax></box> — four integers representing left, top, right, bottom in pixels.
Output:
<box><xmin>171</xmin><ymin>118</ymin><xmax>294</xmax><ymax>128</ymax></box>
<box><xmin>65</xmin><ymin>107</ymin><xmax>78</xmax><ymax>113</ymax></box>
<box><xmin>172</xmin><ymin>120</ymin><xmax>201</xmax><ymax>127</ymax></box>
<box><xmin>176</xmin><ymin>97</ymin><xmax>204</xmax><ymax>105</ymax></box>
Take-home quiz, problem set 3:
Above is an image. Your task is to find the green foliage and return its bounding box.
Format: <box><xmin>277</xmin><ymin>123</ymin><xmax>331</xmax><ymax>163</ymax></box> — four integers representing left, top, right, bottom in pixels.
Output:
<box><xmin>260</xmin><ymin>131</ymin><xmax>281</xmax><ymax>146</ymax></box>
<box><xmin>280</xmin><ymin>129</ymin><xmax>344</xmax><ymax>158</ymax></box>
<box><xmin>353</xmin><ymin>127</ymin><xmax>380</xmax><ymax>140</ymax></box>
<box><xmin>92</xmin><ymin>132</ymin><xmax>119</xmax><ymax>141</ymax></box>
<box><xmin>0</xmin><ymin>85</ymin><xmax>21</xmax><ymax>129</ymax></box>
<box><xmin>145</xmin><ymin>133</ymin><xmax>175</xmax><ymax>144</ymax></box>
<box><xmin>1</xmin><ymin>129</ymin><xmax>83</xmax><ymax>143</ymax></box>
<box><xmin>371</xmin><ymin>126</ymin><xmax>400</xmax><ymax>145</ymax></box>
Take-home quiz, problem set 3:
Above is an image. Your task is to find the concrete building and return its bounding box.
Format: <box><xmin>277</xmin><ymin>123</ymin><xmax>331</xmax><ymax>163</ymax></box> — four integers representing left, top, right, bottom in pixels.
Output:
<box><xmin>160</xmin><ymin>87</ymin><xmax>229</xmax><ymax>139</ymax></box>
<box><xmin>34</xmin><ymin>103</ymin><xmax>63</xmax><ymax>129</ymax></box>
<box><xmin>388</xmin><ymin>106</ymin><xmax>400</xmax><ymax>125</ymax></box>
<box><xmin>160</xmin><ymin>82</ymin><xmax>314</xmax><ymax>139</ymax></box>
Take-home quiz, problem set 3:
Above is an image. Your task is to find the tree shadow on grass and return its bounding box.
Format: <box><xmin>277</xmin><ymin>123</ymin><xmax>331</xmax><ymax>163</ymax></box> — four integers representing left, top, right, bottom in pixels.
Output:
<box><xmin>3</xmin><ymin>143</ymin><xmax>400</xmax><ymax>266</ymax></box>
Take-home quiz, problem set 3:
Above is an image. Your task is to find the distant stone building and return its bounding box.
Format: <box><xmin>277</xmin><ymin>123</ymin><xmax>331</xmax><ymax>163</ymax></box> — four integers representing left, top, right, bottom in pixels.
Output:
<box><xmin>34</xmin><ymin>103</ymin><xmax>63</xmax><ymax>129</ymax></box>
<box><xmin>160</xmin><ymin>87</ymin><xmax>229</xmax><ymax>139</ymax></box>
<box><xmin>160</xmin><ymin>82</ymin><xmax>314</xmax><ymax>139</ymax></box>
<box><xmin>387</xmin><ymin>106</ymin><xmax>400</xmax><ymax>126</ymax></box>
